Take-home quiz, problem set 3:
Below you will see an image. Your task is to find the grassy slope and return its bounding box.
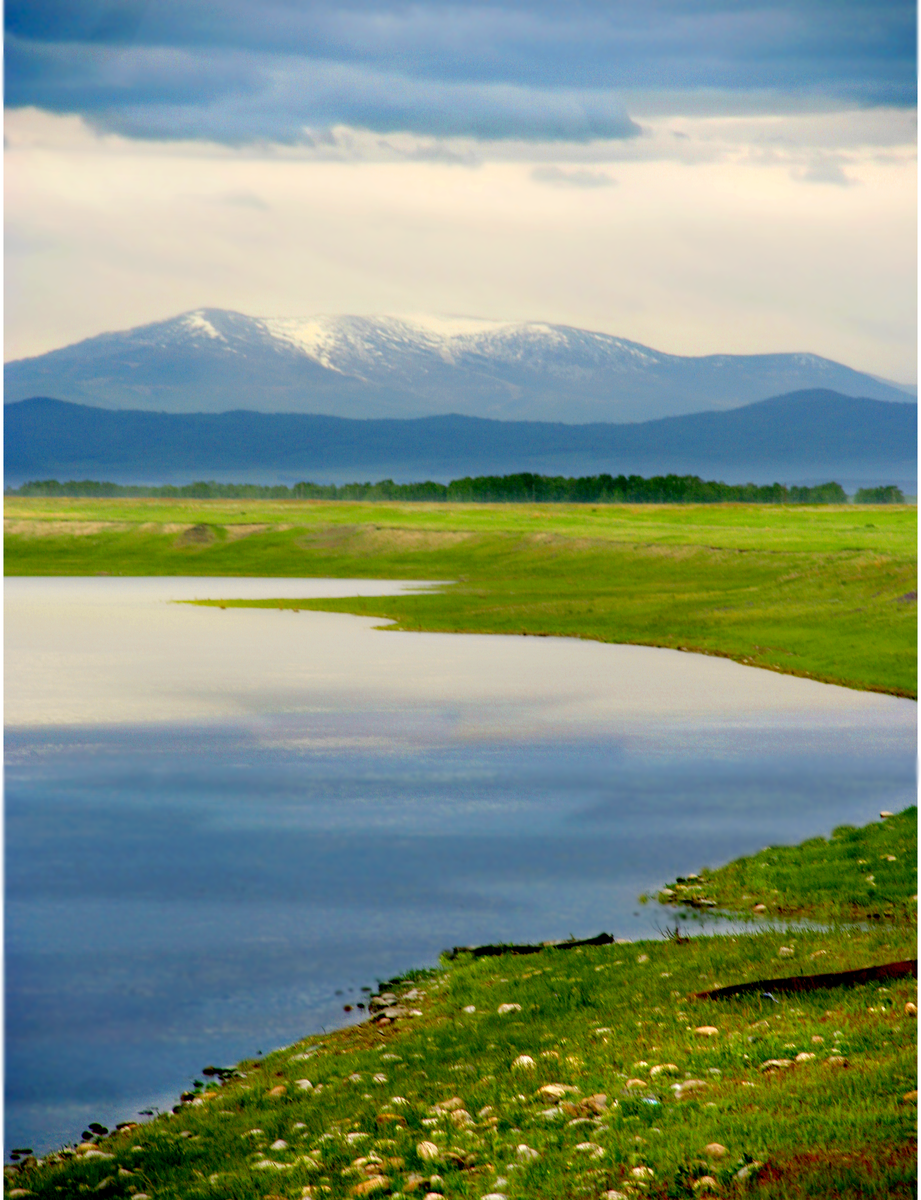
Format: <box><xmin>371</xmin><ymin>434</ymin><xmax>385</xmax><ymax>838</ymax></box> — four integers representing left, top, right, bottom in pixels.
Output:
<box><xmin>657</xmin><ymin>809</ymin><xmax>918</xmax><ymax>924</ymax></box>
<box><xmin>4</xmin><ymin>498</ymin><xmax>917</xmax><ymax>696</ymax></box>
<box><xmin>10</xmin><ymin>813</ymin><xmax>917</xmax><ymax>1200</ymax></box>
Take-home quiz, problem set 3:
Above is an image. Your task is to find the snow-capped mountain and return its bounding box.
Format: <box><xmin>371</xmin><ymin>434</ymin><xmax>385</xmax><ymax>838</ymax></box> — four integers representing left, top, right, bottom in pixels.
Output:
<box><xmin>5</xmin><ymin>308</ymin><xmax>913</xmax><ymax>422</ymax></box>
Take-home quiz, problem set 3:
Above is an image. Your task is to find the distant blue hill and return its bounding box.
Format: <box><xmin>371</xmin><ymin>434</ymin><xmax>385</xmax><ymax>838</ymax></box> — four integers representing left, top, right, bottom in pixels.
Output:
<box><xmin>5</xmin><ymin>390</ymin><xmax>916</xmax><ymax>494</ymax></box>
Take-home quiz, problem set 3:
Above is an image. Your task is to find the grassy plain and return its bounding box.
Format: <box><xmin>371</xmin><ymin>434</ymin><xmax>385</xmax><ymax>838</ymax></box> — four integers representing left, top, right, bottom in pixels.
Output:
<box><xmin>10</xmin><ymin>811</ymin><xmax>917</xmax><ymax>1200</ymax></box>
<box><xmin>5</xmin><ymin>497</ymin><xmax>916</xmax><ymax>696</ymax></box>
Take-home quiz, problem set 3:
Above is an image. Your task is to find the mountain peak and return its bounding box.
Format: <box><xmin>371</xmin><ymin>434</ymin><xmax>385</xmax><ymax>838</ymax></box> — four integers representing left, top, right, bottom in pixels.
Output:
<box><xmin>5</xmin><ymin>308</ymin><xmax>914</xmax><ymax>422</ymax></box>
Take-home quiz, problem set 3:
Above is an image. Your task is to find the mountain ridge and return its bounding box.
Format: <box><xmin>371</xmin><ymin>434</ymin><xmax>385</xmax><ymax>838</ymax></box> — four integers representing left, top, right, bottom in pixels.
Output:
<box><xmin>6</xmin><ymin>390</ymin><xmax>915</xmax><ymax>493</ymax></box>
<box><xmin>5</xmin><ymin>308</ymin><xmax>913</xmax><ymax>424</ymax></box>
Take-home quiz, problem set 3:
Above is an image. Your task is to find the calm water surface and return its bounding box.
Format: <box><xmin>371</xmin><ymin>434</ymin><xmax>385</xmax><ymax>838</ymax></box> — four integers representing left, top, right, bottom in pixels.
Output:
<box><xmin>5</xmin><ymin>578</ymin><xmax>916</xmax><ymax>1152</ymax></box>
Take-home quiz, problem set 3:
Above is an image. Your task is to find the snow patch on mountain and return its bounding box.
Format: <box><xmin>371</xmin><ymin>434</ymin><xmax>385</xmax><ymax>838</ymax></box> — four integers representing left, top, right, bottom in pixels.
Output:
<box><xmin>182</xmin><ymin>312</ymin><xmax>226</xmax><ymax>342</ymax></box>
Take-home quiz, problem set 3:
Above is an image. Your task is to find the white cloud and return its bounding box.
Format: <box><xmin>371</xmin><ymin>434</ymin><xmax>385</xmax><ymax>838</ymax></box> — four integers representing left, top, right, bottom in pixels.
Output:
<box><xmin>531</xmin><ymin>166</ymin><xmax>615</xmax><ymax>188</ymax></box>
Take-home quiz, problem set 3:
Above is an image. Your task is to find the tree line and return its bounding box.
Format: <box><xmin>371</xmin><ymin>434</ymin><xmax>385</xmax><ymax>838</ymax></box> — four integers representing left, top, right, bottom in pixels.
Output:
<box><xmin>5</xmin><ymin>472</ymin><xmax>898</xmax><ymax>503</ymax></box>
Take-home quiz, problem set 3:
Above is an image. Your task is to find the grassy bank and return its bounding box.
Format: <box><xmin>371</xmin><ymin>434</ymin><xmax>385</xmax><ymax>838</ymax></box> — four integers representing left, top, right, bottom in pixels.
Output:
<box><xmin>9</xmin><ymin>811</ymin><xmax>917</xmax><ymax>1200</ymax></box>
<box><xmin>4</xmin><ymin>498</ymin><xmax>917</xmax><ymax>696</ymax></box>
<box><xmin>656</xmin><ymin>808</ymin><xmax>918</xmax><ymax>924</ymax></box>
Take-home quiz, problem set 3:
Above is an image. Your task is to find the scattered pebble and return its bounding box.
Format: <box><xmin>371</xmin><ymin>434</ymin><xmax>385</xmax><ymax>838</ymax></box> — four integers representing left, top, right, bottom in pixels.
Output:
<box><xmin>637</xmin><ymin>954</ymin><xmax>649</xmax><ymax>964</ymax></box>
<box><xmin>695</xmin><ymin>1026</ymin><xmax>719</xmax><ymax>1037</ymax></box>
<box><xmin>267</xmin><ymin>1085</ymin><xmax>287</xmax><ymax>1097</ymax></box>
<box><xmin>498</xmin><ymin>1004</ymin><xmax>522</xmax><ymax>1015</ymax></box>
<box><xmin>296</xmin><ymin>1079</ymin><xmax>314</xmax><ymax>1091</ymax></box>
<box><xmin>270</xmin><ymin>1139</ymin><xmax>288</xmax><ymax>1150</ymax></box>
<box><xmin>511</xmin><ymin>1055</ymin><xmax>535</xmax><ymax>1069</ymax></box>
<box><xmin>825</xmin><ymin>1056</ymin><xmax>848</xmax><ymax>1068</ymax></box>
<box><xmin>778</xmin><ymin>946</ymin><xmax>795</xmax><ymax>958</ymax></box>
<box><xmin>573</xmin><ymin>1142</ymin><xmax>604</xmax><ymax>1158</ymax></box>
<box><xmin>905</xmin><ymin>1003</ymin><xmax>917</xmax><ymax>1017</ymax></box>
<box><xmin>752</xmin><ymin>904</ymin><xmax>767</xmax><ymax>914</ymax></box>
<box><xmin>354</xmin><ymin>1178</ymin><xmax>390</xmax><ymax>1196</ymax></box>
<box><xmin>734</xmin><ymin>1162</ymin><xmax>764</xmax><ymax>1182</ymax></box>
<box><xmin>538</xmin><ymin>1083</ymin><xmax>578</xmax><ymax>1100</ymax></box>
<box><xmin>650</xmin><ymin>1063</ymin><xmax>679</xmax><ymax>1077</ymax></box>
<box><xmin>417</xmin><ymin>1142</ymin><xmax>441</xmax><ymax>1162</ymax></box>
<box><xmin>795</xmin><ymin>1052</ymin><xmax>816</xmax><ymax>1063</ymax></box>
<box><xmin>631</xmin><ymin>1166</ymin><xmax>655</xmax><ymax>1179</ymax></box>
<box><xmin>516</xmin><ymin>1144</ymin><xmax>540</xmax><ymax>1163</ymax></box>
<box><xmin>760</xmin><ymin>1059</ymin><xmax>794</xmax><ymax>1072</ymax></box>
<box><xmin>671</xmin><ymin>1079</ymin><xmax>708</xmax><ymax>1100</ymax></box>
<box><xmin>703</xmin><ymin>1143</ymin><xmax>728</xmax><ymax>1158</ymax></box>
<box><xmin>463</xmin><ymin>1006</ymin><xmax>476</xmax><ymax>1014</ymax></box>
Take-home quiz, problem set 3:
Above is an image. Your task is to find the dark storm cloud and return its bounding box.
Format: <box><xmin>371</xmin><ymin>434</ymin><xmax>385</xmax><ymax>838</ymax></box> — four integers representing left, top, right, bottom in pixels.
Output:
<box><xmin>5</xmin><ymin>1</ymin><xmax>916</xmax><ymax>143</ymax></box>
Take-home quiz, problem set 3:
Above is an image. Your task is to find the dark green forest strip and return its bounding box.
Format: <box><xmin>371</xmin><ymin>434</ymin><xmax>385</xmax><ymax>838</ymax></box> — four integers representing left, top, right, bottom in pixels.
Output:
<box><xmin>7</xmin><ymin>471</ymin><xmax>864</xmax><ymax>503</ymax></box>
<box><xmin>10</xmin><ymin>813</ymin><xmax>917</xmax><ymax>1200</ymax></box>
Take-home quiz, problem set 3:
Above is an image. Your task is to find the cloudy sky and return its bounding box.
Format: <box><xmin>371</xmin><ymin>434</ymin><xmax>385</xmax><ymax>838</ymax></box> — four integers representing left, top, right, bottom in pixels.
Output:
<box><xmin>5</xmin><ymin>0</ymin><xmax>917</xmax><ymax>382</ymax></box>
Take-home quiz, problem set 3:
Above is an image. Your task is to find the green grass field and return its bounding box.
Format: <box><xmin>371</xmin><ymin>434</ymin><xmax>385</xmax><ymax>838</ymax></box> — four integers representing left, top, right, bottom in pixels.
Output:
<box><xmin>656</xmin><ymin>809</ymin><xmax>918</xmax><ymax>925</ymax></box>
<box><xmin>9</xmin><ymin>811</ymin><xmax>917</xmax><ymax>1200</ymax></box>
<box><xmin>6</xmin><ymin>497</ymin><xmax>916</xmax><ymax>696</ymax></box>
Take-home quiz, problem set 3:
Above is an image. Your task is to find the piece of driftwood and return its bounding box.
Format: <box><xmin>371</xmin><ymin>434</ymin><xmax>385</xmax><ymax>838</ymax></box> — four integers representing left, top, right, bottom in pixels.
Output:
<box><xmin>446</xmin><ymin>932</ymin><xmax>615</xmax><ymax>960</ymax></box>
<box><xmin>691</xmin><ymin>958</ymin><xmax>917</xmax><ymax>1001</ymax></box>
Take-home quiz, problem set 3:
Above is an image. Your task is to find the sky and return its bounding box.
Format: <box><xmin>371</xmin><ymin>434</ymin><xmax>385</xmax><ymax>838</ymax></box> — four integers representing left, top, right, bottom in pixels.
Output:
<box><xmin>4</xmin><ymin>0</ymin><xmax>917</xmax><ymax>382</ymax></box>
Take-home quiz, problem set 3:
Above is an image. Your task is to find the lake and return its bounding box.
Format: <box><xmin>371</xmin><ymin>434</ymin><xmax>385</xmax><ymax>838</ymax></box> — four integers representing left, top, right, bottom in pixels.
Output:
<box><xmin>5</xmin><ymin>577</ymin><xmax>916</xmax><ymax>1153</ymax></box>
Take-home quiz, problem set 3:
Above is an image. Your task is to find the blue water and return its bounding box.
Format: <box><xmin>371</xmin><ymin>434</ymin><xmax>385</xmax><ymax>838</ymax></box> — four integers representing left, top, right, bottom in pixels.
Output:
<box><xmin>5</xmin><ymin>719</ymin><xmax>916</xmax><ymax>1153</ymax></box>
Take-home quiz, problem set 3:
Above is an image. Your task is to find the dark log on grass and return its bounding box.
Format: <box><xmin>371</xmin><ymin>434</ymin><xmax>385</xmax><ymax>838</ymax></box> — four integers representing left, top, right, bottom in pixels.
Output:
<box><xmin>691</xmin><ymin>958</ymin><xmax>917</xmax><ymax>1001</ymax></box>
<box><xmin>446</xmin><ymin>931</ymin><xmax>615</xmax><ymax>960</ymax></box>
